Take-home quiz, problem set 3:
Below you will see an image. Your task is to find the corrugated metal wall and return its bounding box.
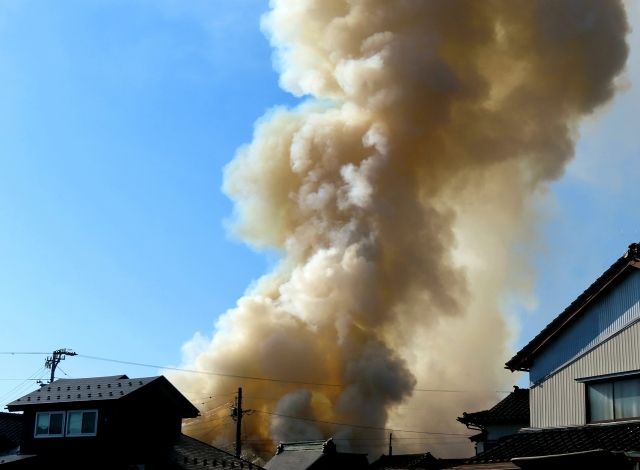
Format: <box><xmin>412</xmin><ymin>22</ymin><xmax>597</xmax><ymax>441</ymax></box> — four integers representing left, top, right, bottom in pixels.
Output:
<box><xmin>530</xmin><ymin>320</ymin><xmax>640</xmax><ymax>428</ymax></box>
<box><xmin>530</xmin><ymin>270</ymin><xmax>640</xmax><ymax>383</ymax></box>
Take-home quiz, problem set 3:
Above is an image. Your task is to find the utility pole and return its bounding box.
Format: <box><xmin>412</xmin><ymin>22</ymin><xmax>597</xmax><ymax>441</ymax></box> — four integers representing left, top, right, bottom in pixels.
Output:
<box><xmin>388</xmin><ymin>432</ymin><xmax>393</xmax><ymax>456</ymax></box>
<box><xmin>235</xmin><ymin>387</ymin><xmax>243</xmax><ymax>458</ymax></box>
<box><xmin>45</xmin><ymin>348</ymin><xmax>77</xmax><ymax>383</ymax></box>
<box><xmin>230</xmin><ymin>387</ymin><xmax>253</xmax><ymax>458</ymax></box>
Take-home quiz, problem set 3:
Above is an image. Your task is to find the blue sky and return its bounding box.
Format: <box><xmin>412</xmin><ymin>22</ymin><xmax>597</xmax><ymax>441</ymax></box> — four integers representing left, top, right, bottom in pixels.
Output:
<box><xmin>0</xmin><ymin>0</ymin><xmax>639</xmax><ymax>408</ymax></box>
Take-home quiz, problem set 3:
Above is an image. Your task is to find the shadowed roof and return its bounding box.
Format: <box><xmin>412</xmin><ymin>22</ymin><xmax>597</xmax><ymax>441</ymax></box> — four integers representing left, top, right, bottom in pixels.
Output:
<box><xmin>172</xmin><ymin>434</ymin><xmax>264</xmax><ymax>469</ymax></box>
<box><xmin>458</xmin><ymin>388</ymin><xmax>529</xmax><ymax>428</ymax></box>
<box><xmin>0</xmin><ymin>412</ymin><xmax>23</xmax><ymax>452</ymax></box>
<box><xmin>470</xmin><ymin>421</ymin><xmax>640</xmax><ymax>464</ymax></box>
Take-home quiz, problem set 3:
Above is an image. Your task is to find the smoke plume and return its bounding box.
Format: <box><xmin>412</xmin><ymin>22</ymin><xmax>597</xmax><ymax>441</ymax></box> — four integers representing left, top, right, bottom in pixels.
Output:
<box><xmin>174</xmin><ymin>0</ymin><xmax>629</xmax><ymax>458</ymax></box>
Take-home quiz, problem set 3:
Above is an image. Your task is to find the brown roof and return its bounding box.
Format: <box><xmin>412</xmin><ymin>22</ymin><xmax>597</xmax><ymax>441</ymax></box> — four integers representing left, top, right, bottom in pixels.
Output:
<box><xmin>470</xmin><ymin>420</ymin><xmax>640</xmax><ymax>464</ymax></box>
<box><xmin>505</xmin><ymin>243</ymin><xmax>640</xmax><ymax>371</ymax></box>
<box><xmin>458</xmin><ymin>388</ymin><xmax>529</xmax><ymax>428</ymax></box>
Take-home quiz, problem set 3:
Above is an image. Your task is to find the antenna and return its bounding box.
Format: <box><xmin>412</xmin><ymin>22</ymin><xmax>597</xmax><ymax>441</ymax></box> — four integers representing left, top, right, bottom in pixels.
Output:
<box><xmin>45</xmin><ymin>348</ymin><xmax>77</xmax><ymax>383</ymax></box>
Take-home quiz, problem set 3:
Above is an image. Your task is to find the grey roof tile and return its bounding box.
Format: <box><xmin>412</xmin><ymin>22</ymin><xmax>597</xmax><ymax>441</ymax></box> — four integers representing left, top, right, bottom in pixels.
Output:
<box><xmin>7</xmin><ymin>375</ymin><xmax>156</xmax><ymax>408</ymax></box>
<box><xmin>172</xmin><ymin>434</ymin><xmax>263</xmax><ymax>469</ymax></box>
<box><xmin>470</xmin><ymin>420</ymin><xmax>640</xmax><ymax>463</ymax></box>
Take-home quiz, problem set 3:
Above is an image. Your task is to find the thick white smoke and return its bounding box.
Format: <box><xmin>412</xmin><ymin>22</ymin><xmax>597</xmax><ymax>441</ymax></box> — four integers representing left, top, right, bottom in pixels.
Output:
<box><xmin>173</xmin><ymin>0</ymin><xmax>629</xmax><ymax>459</ymax></box>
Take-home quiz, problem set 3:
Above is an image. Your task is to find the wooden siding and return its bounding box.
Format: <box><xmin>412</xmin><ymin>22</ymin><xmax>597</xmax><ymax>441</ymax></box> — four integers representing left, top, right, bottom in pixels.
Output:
<box><xmin>530</xmin><ymin>269</ymin><xmax>640</xmax><ymax>383</ymax></box>
<box><xmin>530</xmin><ymin>320</ymin><xmax>640</xmax><ymax>428</ymax></box>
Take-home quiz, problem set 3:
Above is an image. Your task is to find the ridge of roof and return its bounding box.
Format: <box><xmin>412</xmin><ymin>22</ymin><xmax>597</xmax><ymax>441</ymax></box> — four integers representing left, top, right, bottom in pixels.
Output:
<box><xmin>505</xmin><ymin>243</ymin><xmax>640</xmax><ymax>371</ymax></box>
<box><xmin>274</xmin><ymin>438</ymin><xmax>337</xmax><ymax>454</ymax></box>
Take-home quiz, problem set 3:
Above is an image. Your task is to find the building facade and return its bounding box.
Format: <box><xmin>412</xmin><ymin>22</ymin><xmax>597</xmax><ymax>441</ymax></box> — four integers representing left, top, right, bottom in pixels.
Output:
<box><xmin>506</xmin><ymin>243</ymin><xmax>640</xmax><ymax>428</ymax></box>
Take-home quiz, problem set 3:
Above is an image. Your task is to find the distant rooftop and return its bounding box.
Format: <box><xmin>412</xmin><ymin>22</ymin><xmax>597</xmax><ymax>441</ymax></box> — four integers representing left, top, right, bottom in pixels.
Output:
<box><xmin>173</xmin><ymin>434</ymin><xmax>264</xmax><ymax>470</ymax></box>
<box><xmin>265</xmin><ymin>438</ymin><xmax>368</xmax><ymax>470</ymax></box>
<box><xmin>370</xmin><ymin>451</ymin><xmax>466</xmax><ymax>469</ymax></box>
<box><xmin>458</xmin><ymin>387</ymin><xmax>529</xmax><ymax>428</ymax></box>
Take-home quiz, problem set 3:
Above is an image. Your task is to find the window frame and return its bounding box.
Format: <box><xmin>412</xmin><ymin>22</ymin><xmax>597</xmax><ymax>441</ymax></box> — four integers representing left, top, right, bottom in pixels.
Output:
<box><xmin>65</xmin><ymin>409</ymin><xmax>99</xmax><ymax>437</ymax></box>
<box><xmin>34</xmin><ymin>411</ymin><xmax>66</xmax><ymax>438</ymax></box>
<box><xmin>584</xmin><ymin>374</ymin><xmax>640</xmax><ymax>424</ymax></box>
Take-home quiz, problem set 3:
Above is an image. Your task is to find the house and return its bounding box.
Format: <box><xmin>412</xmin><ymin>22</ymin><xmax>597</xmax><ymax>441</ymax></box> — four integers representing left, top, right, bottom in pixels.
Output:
<box><xmin>5</xmin><ymin>374</ymin><xmax>198</xmax><ymax>467</ymax></box>
<box><xmin>264</xmin><ymin>438</ymin><xmax>369</xmax><ymax>470</ymax></box>
<box><xmin>3</xmin><ymin>374</ymin><xmax>263</xmax><ymax>469</ymax></box>
<box><xmin>370</xmin><ymin>451</ymin><xmax>465</xmax><ymax>469</ymax></box>
<box><xmin>461</xmin><ymin>243</ymin><xmax>640</xmax><ymax>466</ymax></box>
<box><xmin>506</xmin><ymin>243</ymin><xmax>640</xmax><ymax>428</ymax></box>
<box><xmin>457</xmin><ymin>387</ymin><xmax>529</xmax><ymax>455</ymax></box>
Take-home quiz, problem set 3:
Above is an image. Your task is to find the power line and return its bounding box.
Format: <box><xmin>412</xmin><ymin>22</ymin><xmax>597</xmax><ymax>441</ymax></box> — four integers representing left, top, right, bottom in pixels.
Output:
<box><xmin>252</xmin><ymin>410</ymin><xmax>472</xmax><ymax>437</ymax></box>
<box><xmin>75</xmin><ymin>353</ymin><xmax>511</xmax><ymax>394</ymax></box>
<box><xmin>76</xmin><ymin>354</ymin><xmax>345</xmax><ymax>388</ymax></box>
<box><xmin>0</xmin><ymin>352</ymin><xmax>49</xmax><ymax>355</ymax></box>
<box><xmin>0</xmin><ymin>378</ymin><xmax>49</xmax><ymax>381</ymax></box>
<box><xmin>0</xmin><ymin>367</ymin><xmax>46</xmax><ymax>406</ymax></box>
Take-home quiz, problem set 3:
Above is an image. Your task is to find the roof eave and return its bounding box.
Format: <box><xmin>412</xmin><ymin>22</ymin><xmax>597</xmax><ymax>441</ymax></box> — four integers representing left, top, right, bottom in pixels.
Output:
<box><xmin>504</xmin><ymin>245</ymin><xmax>640</xmax><ymax>371</ymax></box>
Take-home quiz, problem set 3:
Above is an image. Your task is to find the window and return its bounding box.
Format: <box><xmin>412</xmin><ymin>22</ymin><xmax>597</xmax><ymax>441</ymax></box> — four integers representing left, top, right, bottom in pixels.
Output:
<box><xmin>34</xmin><ymin>412</ymin><xmax>65</xmax><ymax>437</ymax></box>
<box><xmin>587</xmin><ymin>376</ymin><xmax>640</xmax><ymax>422</ymax></box>
<box><xmin>34</xmin><ymin>410</ymin><xmax>98</xmax><ymax>438</ymax></box>
<box><xmin>66</xmin><ymin>410</ymin><xmax>98</xmax><ymax>436</ymax></box>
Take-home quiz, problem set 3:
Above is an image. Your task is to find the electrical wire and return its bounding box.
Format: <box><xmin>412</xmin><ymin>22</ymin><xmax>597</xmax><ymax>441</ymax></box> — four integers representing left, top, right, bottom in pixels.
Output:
<box><xmin>0</xmin><ymin>367</ymin><xmax>46</xmax><ymax>406</ymax></box>
<box><xmin>75</xmin><ymin>353</ymin><xmax>511</xmax><ymax>393</ymax></box>
<box><xmin>252</xmin><ymin>410</ymin><xmax>472</xmax><ymax>436</ymax></box>
<box><xmin>0</xmin><ymin>352</ymin><xmax>49</xmax><ymax>355</ymax></box>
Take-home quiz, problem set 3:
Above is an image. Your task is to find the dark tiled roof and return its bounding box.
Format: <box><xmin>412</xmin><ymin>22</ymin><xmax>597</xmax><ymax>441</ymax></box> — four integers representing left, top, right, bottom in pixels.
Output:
<box><xmin>6</xmin><ymin>375</ymin><xmax>157</xmax><ymax>408</ymax></box>
<box><xmin>458</xmin><ymin>388</ymin><xmax>529</xmax><ymax>428</ymax></box>
<box><xmin>471</xmin><ymin>421</ymin><xmax>640</xmax><ymax>463</ymax></box>
<box><xmin>448</xmin><ymin>464</ymin><xmax>519</xmax><ymax>470</ymax></box>
<box><xmin>506</xmin><ymin>243</ymin><xmax>640</xmax><ymax>371</ymax></box>
<box><xmin>370</xmin><ymin>452</ymin><xmax>466</xmax><ymax>469</ymax></box>
<box><xmin>370</xmin><ymin>453</ymin><xmax>437</xmax><ymax>469</ymax></box>
<box><xmin>172</xmin><ymin>434</ymin><xmax>263</xmax><ymax>470</ymax></box>
<box><xmin>0</xmin><ymin>413</ymin><xmax>22</xmax><ymax>452</ymax></box>
<box><xmin>6</xmin><ymin>375</ymin><xmax>199</xmax><ymax>418</ymax></box>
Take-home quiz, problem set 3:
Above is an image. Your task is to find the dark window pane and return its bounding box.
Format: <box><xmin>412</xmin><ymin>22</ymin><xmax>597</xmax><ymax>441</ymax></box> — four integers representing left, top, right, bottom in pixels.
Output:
<box><xmin>49</xmin><ymin>413</ymin><xmax>63</xmax><ymax>435</ymax></box>
<box><xmin>35</xmin><ymin>414</ymin><xmax>49</xmax><ymax>435</ymax></box>
<box><xmin>588</xmin><ymin>382</ymin><xmax>613</xmax><ymax>422</ymax></box>
<box><xmin>81</xmin><ymin>411</ymin><xmax>97</xmax><ymax>434</ymax></box>
<box><xmin>67</xmin><ymin>411</ymin><xmax>82</xmax><ymax>435</ymax></box>
<box><xmin>614</xmin><ymin>377</ymin><xmax>640</xmax><ymax>419</ymax></box>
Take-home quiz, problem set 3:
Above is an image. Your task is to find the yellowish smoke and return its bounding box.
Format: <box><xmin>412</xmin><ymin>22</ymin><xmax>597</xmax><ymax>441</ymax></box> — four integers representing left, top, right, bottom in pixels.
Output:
<box><xmin>174</xmin><ymin>0</ymin><xmax>629</xmax><ymax>459</ymax></box>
